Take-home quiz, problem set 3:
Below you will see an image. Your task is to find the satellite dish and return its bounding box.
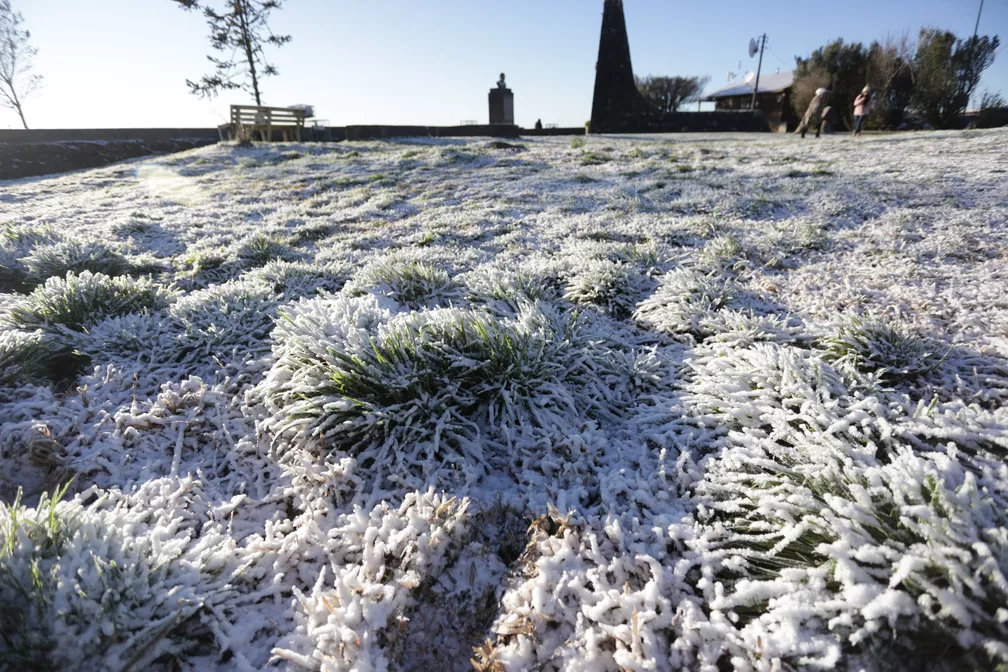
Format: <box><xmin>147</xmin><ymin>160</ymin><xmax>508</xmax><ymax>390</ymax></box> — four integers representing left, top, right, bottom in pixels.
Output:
<box><xmin>749</xmin><ymin>38</ymin><xmax>759</xmax><ymax>58</ymax></box>
<box><xmin>743</xmin><ymin>71</ymin><xmax>755</xmax><ymax>84</ymax></box>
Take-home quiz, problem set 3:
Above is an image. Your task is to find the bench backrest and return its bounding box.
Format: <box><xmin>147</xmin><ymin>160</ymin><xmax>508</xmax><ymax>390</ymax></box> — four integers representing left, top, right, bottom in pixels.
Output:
<box><xmin>230</xmin><ymin>105</ymin><xmax>306</xmax><ymax>127</ymax></box>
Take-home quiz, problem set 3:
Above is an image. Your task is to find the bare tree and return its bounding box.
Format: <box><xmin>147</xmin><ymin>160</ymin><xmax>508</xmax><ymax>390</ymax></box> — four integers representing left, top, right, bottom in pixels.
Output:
<box><xmin>173</xmin><ymin>0</ymin><xmax>291</xmax><ymax>106</ymax></box>
<box><xmin>636</xmin><ymin>75</ymin><xmax>711</xmax><ymax>113</ymax></box>
<box><xmin>866</xmin><ymin>33</ymin><xmax>915</xmax><ymax>129</ymax></box>
<box><xmin>979</xmin><ymin>90</ymin><xmax>1005</xmax><ymax>110</ymax></box>
<box><xmin>0</xmin><ymin>0</ymin><xmax>42</xmax><ymax>129</ymax></box>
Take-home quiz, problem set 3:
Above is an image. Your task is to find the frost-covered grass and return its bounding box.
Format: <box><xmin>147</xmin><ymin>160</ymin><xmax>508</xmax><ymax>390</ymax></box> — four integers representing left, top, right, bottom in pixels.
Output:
<box><xmin>1</xmin><ymin>130</ymin><xmax>1007</xmax><ymax>670</ymax></box>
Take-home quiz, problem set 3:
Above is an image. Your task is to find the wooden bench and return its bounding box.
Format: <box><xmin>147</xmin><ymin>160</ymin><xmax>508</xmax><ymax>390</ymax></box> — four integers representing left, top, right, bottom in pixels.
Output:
<box><xmin>226</xmin><ymin>105</ymin><xmax>307</xmax><ymax>142</ymax></box>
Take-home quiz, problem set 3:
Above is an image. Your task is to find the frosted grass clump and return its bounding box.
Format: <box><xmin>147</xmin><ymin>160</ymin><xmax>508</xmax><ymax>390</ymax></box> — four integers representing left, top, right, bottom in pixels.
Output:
<box><xmin>634</xmin><ymin>267</ymin><xmax>738</xmax><ymax>338</ymax></box>
<box><xmin>22</xmin><ymin>239</ymin><xmax>131</xmax><ymax>282</ymax></box>
<box><xmin>0</xmin><ymin>225</ymin><xmax>62</xmax><ymax>290</ymax></box>
<box><xmin>346</xmin><ymin>257</ymin><xmax>462</xmax><ymax>311</ymax></box>
<box><xmin>5</xmin><ymin>271</ymin><xmax>172</xmax><ymax>332</ymax></box>
<box><xmin>698</xmin><ymin>234</ymin><xmax>744</xmax><ymax>270</ymax></box>
<box><xmin>462</xmin><ymin>265</ymin><xmax>561</xmax><ymax>315</ymax></box>
<box><xmin>247</xmin><ymin>259</ymin><xmax>349</xmax><ymax>300</ymax></box>
<box><xmin>264</xmin><ymin>302</ymin><xmax>586</xmax><ymax>458</ymax></box>
<box><xmin>563</xmin><ymin>259</ymin><xmax>647</xmax><ymax>318</ymax></box>
<box><xmin>0</xmin><ymin>329</ymin><xmax>55</xmax><ymax>386</ymax></box>
<box><xmin>694</xmin><ymin>436</ymin><xmax>1008</xmax><ymax>669</ymax></box>
<box><xmin>273</xmin><ymin>490</ymin><xmax>470</xmax><ymax>670</ymax></box>
<box><xmin>699</xmin><ymin>310</ymin><xmax>806</xmax><ymax>347</ymax></box>
<box><xmin>75</xmin><ymin>312</ymin><xmax>180</xmax><ymax>370</ymax></box>
<box><xmin>235</xmin><ymin>232</ymin><xmax>301</xmax><ymax>266</ymax></box>
<box><xmin>822</xmin><ymin>317</ymin><xmax>945</xmax><ymax>385</ymax></box>
<box><xmin>0</xmin><ymin>478</ymin><xmax>250</xmax><ymax>670</ymax></box>
<box><xmin>170</xmin><ymin>278</ymin><xmax>278</xmax><ymax>376</ymax></box>
<box><xmin>684</xmin><ymin>341</ymin><xmax>853</xmax><ymax>434</ymax></box>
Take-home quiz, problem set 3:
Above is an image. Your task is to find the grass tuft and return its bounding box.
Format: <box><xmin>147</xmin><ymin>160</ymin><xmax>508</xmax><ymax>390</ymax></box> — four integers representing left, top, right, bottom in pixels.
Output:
<box><xmin>22</xmin><ymin>240</ymin><xmax>131</xmax><ymax>282</ymax></box>
<box><xmin>5</xmin><ymin>271</ymin><xmax>172</xmax><ymax>332</ymax></box>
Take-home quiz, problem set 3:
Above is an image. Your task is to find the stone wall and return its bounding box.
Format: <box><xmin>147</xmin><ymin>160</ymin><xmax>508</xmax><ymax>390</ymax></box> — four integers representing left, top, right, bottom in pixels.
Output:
<box><xmin>1</xmin><ymin>129</ymin><xmax>220</xmax><ymax>180</ymax></box>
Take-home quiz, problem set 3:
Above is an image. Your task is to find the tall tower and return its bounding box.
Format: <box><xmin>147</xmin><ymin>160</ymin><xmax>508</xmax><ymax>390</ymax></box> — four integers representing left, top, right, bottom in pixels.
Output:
<box><xmin>589</xmin><ymin>0</ymin><xmax>657</xmax><ymax>133</ymax></box>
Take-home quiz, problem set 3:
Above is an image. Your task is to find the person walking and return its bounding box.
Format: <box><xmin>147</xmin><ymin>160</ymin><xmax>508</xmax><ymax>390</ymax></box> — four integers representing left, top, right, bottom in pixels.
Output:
<box><xmin>795</xmin><ymin>86</ymin><xmax>831</xmax><ymax>138</ymax></box>
<box><xmin>853</xmin><ymin>86</ymin><xmax>872</xmax><ymax>136</ymax></box>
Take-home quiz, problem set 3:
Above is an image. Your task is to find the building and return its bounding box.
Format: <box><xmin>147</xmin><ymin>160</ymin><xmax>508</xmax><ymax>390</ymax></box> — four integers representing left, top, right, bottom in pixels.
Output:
<box><xmin>703</xmin><ymin>70</ymin><xmax>796</xmax><ymax>132</ymax></box>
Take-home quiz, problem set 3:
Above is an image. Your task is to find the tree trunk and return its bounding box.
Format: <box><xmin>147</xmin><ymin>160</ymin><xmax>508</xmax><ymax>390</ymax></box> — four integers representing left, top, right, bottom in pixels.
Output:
<box><xmin>11</xmin><ymin>86</ymin><xmax>28</xmax><ymax>129</ymax></box>
<box><xmin>235</xmin><ymin>0</ymin><xmax>261</xmax><ymax>106</ymax></box>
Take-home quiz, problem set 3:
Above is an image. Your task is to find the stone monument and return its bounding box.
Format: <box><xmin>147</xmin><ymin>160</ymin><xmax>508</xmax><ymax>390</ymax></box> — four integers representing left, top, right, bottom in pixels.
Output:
<box><xmin>588</xmin><ymin>0</ymin><xmax>769</xmax><ymax>133</ymax></box>
<box><xmin>489</xmin><ymin>72</ymin><xmax>514</xmax><ymax>125</ymax></box>
<box><xmin>589</xmin><ymin>0</ymin><xmax>660</xmax><ymax>133</ymax></box>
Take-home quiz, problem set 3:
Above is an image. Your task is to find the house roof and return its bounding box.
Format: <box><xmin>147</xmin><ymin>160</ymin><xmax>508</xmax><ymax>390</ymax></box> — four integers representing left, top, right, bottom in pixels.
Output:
<box><xmin>703</xmin><ymin>71</ymin><xmax>794</xmax><ymax>100</ymax></box>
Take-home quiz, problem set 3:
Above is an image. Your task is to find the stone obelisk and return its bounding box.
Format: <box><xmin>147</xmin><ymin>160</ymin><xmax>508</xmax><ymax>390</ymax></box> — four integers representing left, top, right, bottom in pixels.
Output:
<box><xmin>589</xmin><ymin>0</ymin><xmax>658</xmax><ymax>133</ymax></box>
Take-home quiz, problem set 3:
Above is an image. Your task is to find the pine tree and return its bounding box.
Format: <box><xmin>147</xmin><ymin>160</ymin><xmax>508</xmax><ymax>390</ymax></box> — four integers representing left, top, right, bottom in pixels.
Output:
<box><xmin>174</xmin><ymin>0</ymin><xmax>291</xmax><ymax>106</ymax></box>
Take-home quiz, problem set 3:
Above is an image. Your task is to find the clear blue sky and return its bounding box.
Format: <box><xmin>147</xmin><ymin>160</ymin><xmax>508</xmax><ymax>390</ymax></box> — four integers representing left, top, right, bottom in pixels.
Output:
<box><xmin>7</xmin><ymin>0</ymin><xmax>1006</xmax><ymax>129</ymax></box>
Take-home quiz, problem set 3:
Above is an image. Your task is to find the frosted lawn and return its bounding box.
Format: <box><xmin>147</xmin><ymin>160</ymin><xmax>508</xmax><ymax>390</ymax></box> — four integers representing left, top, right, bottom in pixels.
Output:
<box><xmin>1</xmin><ymin>130</ymin><xmax>1007</xmax><ymax>671</ymax></box>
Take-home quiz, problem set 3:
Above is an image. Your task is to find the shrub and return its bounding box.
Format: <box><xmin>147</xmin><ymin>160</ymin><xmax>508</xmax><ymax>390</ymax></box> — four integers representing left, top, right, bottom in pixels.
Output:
<box><xmin>5</xmin><ymin>271</ymin><xmax>172</xmax><ymax>332</ymax></box>
<box><xmin>570</xmin><ymin>137</ymin><xmax>586</xmax><ymax>149</ymax></box>
<box><xmin>22</xmin><ymin>240</ymin><xmax>131</xmax><ymax>282</ymax></box>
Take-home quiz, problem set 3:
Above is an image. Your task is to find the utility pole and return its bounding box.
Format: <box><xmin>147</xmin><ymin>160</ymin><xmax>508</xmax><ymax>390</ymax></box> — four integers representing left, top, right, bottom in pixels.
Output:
<box><xmin>968</xmin><ymin>0</ymin><xmax>984</xmax><ymax>111</ymax></box>
<box><xmin>750</xmin><ymin>34</ymin><xmax>766</xmax><ymax>111</ymax></box>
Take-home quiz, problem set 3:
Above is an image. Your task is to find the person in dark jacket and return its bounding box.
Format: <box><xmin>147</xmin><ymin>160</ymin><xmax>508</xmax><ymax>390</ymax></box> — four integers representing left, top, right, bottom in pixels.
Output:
<box><xmin>795</xmin><ymin>86</ymin><xmax>831</xmax><ymax>138</ymax></box>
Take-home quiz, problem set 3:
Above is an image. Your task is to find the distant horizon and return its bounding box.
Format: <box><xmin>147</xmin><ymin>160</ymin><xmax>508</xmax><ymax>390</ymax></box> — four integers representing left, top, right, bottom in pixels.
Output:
<box><xmin>5</xmin><ymin>0</ymin><xmax>1005</xmax><ymax>130</ymax></box>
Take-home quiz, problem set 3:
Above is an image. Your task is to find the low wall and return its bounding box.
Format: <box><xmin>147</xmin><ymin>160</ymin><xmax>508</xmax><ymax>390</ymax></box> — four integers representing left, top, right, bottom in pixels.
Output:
<box><xmin>589</xmin><ymin>110</ymin><xmax>771</xmax><ymax>134</ymax></box>
<box><xmin>341</xmin><ymin>124</ymin><xmax>520</xmax><ymax>141</ymax></box>
<box><xmin>0</xmin><ymin>127</ymin><xmax>220</xmax><ymax>144</ymax></box>
<box><xmin>0</xmin><ymin>137</ymin><xmax>218</xmax><ymax>180</ymax></box>
<box><xmin>521</xmin><ymin>127</ymin><xmax>587</xmax><ymax>136</ymax></box>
